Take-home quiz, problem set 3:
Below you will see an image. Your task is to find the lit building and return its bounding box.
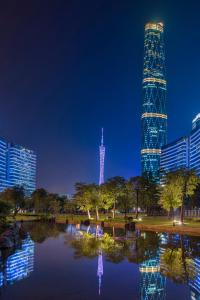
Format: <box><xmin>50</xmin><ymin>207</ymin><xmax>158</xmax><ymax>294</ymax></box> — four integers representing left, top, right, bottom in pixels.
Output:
<box><xmin>140</xmin><ymin>255</ymin><xmax>166</xmax><ymax>299</ymax></box>
<box><xmin>0</xmin><ymin>138</ymin><xmax>36</xmax><ymax>195</ymax></box>
<box><xmin>141</xmin><ymin>22</ymin><xmax>167</xmax><ymax>183</ymax></box>
<box><xmin>0</xmin><ymin>138</ymin><xmax>9</xmax><ymax>192</ymax></box>
<box><xmin>0</xmin><ymin>236</ymin><xmax>34</xmax><ymax>287</ymax></box>
<box><xmin>160</xmin><ymin>113</ymin><xmax>200</xmax><ymax>179</ymax></box>
<box><xmin>7</xmin><ymin>143</ymin><xmax>36</xmax><ymax>195</ymax></box>
<box><xmin>190</xmin><ymin>114</ymin><xmax>200</xmax><ymax>176</ymax></box>
<box><xmin>190</xmin><ymin>257</ymin><xmax>200</xmax><ymax>300</ymax></box>
<box><xmin>160</xmin><ymin>137</ymin><xmax>189</xmax><ymax>180</ymax></box>
<box><xmin>99</xmin><ymin>128</ymin><xmax>105</xmax><ymax>185</ymax></box>
<box><xmin>5</xmin><ymin>236</ymin><xmax>34</xmax><ymax>284</ymax></box>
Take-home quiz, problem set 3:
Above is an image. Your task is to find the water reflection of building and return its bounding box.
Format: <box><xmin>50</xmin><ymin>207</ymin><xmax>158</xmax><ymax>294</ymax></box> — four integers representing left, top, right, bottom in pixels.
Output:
<box><xmin>140</xmin><ymin>256</ymin><xmax>166</xmax><ymax>300</ymax></box>
<box><xmin>160</xmin><ymin>233</ymin><xmax>200</xmax><ymax>300</ymax></box>
<box><xmin>0</xmin><ymin>236</ymin><xmax>34</xmax><ymax>287</ymax></box>
<box><xmin>190</xmin><ymin>258</ymin><xmax>200</xmax><ymax>300</ymax></box>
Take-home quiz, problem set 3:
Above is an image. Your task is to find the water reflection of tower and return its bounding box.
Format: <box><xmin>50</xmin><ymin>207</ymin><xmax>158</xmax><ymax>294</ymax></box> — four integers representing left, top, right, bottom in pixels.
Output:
<box><xmin>0</xmin><ymin>236</ymin><xmax>34</xmax><ymax>287</ymax></box>
<box><xmin>99</xmin><ymin>128</ymin><xmax>105</xmax><ymax>185</ymax></box>
<box><xmin>97</xmin><ymin>250</ymin><xmax>103</xmax><ymax>295</ymax></box>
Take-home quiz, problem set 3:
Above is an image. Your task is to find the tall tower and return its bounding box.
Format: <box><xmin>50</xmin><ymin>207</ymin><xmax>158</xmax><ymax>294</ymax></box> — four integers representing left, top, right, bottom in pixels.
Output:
<box><xmin>99</xmin><ymin>128</ymin><xmax>105</xmax><ymax>185</ymax></box>
<box><xmin>141</xmin><ymin>22</ymin><xmax>167</xmax><ymax>182</ymax></box>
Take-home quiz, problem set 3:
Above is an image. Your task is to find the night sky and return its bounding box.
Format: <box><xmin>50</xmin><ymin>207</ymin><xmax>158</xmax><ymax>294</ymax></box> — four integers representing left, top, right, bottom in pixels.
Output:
<box><xmin>0</xmin><ymin>0</ymin><xmax>200</xmax><ymax>194</ymax></box>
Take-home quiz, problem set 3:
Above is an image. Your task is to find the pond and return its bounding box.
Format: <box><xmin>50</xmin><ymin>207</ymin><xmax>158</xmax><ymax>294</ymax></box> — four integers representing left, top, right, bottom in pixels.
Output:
<box><xmin>0</xmin><ymin>222</ymin><xmax>199</xmax><ymax>299</ymax></box>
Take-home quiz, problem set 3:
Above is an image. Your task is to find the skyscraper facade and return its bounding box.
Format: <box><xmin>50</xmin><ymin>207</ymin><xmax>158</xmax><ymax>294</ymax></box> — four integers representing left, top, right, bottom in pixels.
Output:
<box><xmin>7</xmin><ymin>143</ymin><xmax>37</xmax><ymax>195</ymax></box>
<box><xmin>0</xmin><ymin>138</ymin><xmax>36</xmax><ymax>195</ymax></box>
<box><xmin>141</xmin><ymin>22</ymin><xmax>167</xmax><ymax>182</ymax></box>
<box><xmin>160</xmin><ymin>113</ymin><xmax>200</xmax><ymax>178</ymax></box>
<box><xmin>160</xmin><ymin>137</ymin><xmax>189</xmax><ymax>181</ymax></box>
<box><xmin>190</xmin><ymin>113</ymin><xmax>200</xmax><ymax>176</ymax></box>
<box><xmin>99</xmin><ymin>128</ymin><xmax>105</xmax><ymax>185</ymax></box>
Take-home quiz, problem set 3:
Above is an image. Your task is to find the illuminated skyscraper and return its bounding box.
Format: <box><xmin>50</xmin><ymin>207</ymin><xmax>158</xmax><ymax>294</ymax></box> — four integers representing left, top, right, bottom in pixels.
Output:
<box><xmin>0</xmin><ymin>236</ymin><xmax>34</xmax><ymax>288</ymax></box>
<box><xmin>0</xmin><ymin>137</ymin><xmax>36</xmax><ymax>195</ymax></box>
<box><xmin>141</xmin><ymin>22</ymin><xmax>167</xmax><ymax>182</ymax></box>
<box><xmin>99</xmin><ymin>128</ymin><xmax>105</xmax><ymax>185</ymax></box>
<box><xmin>140</xmin><ymin>255</ymin><xmax>166</xmax><ymax>300</ymax></box>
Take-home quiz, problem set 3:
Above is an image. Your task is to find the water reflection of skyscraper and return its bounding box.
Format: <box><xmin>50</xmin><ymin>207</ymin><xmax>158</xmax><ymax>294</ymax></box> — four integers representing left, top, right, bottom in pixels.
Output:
<box><xmin>140</xmin><ymin>256</ymin><xmax>166</xmax><ymax>300</ymax></box>
<box><xmin>0</xmin><ymin>236</ymin><xmax>34</xmax><ymax>287</ymax></box>
<box><xmin>139</xmin><ymin>232</ymin><xmax>166</xmax><ymax>300</ymax></box>
<box><xmin>190</xmin><ymin>257</ymin><xmax>200</xmax><ymax>300</ymax></box>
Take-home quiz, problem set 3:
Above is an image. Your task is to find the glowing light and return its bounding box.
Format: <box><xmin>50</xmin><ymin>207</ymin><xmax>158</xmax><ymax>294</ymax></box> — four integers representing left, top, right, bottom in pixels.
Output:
<box><xmin>99</xmin><ymin>128</ymin><xmax>105</xmax><ymax>185</ymax></box>
<box><xmin>143</xmin><ymin>78</ymin><xmax>166</xmax><ymax>85</ymax></box>
<box><xmin>140</xmin><ymin>266</ymin><xmax>160</xmax><ymax>273</ymax></box>
<box><xmin>192</xmin><ymin>113</ymin><xmax>200</xmax><ymax>124</ymax></box>
<box><xmin>142</xmin><ymin>113</ymin><xmax>167</xmax><ymax>119</ymax></box>
<box><xmin>145</xmin><ymin>23</ymin><xmax>164</xmax><ymax>32</ymax></box>
<box><xmin>141</xmin><ymin>149</ymin><xmax>161</xmax><ymax>154</ymax></box>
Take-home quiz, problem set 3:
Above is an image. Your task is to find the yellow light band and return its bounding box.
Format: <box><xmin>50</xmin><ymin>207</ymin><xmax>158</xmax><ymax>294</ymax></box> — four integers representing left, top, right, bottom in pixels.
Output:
<box><xmin>141</xmin><ymin>113</ymin><xmax>167</xmax><ymax>119</ymax></box>
<box><xmin>140</xmin><ymin>266</ymin><xmax>160</xmax><ymax>273</ymax></box>
<box><xmin>141</xmin><ymin>149</ymin><xmax>161</xmax><ymax>154</ymax></box>
<box><xmin>143</xmin><ymin>78</ymin><xmax>166</xmax><ymax>85</ymax></box>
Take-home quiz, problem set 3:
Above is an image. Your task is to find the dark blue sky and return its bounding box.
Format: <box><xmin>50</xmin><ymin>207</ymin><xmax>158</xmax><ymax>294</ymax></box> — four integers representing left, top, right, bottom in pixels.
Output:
<box><xmin>0</xmin><ymin>0</ymin><xmax>200</xmax><ymax>194</ymax></box>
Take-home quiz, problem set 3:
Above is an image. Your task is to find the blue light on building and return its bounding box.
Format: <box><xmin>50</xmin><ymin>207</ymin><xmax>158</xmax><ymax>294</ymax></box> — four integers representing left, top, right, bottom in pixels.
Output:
<box><xmin>0</xmin><ymin>236</ymin><xmax>34</xmax><ymax>288</ymax></box>
<box><xmin>160</xmin><ymin>114</ymin><xmax>200</xmax><ymax>179</ymax></box>
<box><xmin>141</xmin><ymin>22</ymin><xmax>167</xmax><ymax>183</ymax></box>
<box><xmin>190</xmin><ymin>258</ymin><xmax>200</xmax><ymax>300</ymax></box>
<box><xmin>190</xmin><ymin>115</ymin><xmax>200</xmax><ymax>176</ymax></box>
<box><xmin>140</xmin><ymin>255</ymin><xmax>166</xmax><ymax>300</ymax></box>
<box><xmin>160</xmin><ymin>137</ymin><xmax>189</xmax><ymax>180</ymax></box>
<box><xmin>5</xmin><ymin>236</ymin><xmax>34</xmax><ymax>284</ymax></box>
<box><xmin>0</xmin><ymin>137</ymin><xmax>36</xmax><ymax>195</ymax></box>
<box><xmin>0</xmin><ymin>138</ymin><xmax>8</xmax><ymax>192</ymax></box>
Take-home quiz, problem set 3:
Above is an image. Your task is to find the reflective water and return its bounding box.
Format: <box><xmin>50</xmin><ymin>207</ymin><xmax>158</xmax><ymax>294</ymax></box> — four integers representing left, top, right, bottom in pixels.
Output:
<box><xmin>0</xmin><ymin>222</ymin><xmax>199</xmax><ymax>300</ymax></box>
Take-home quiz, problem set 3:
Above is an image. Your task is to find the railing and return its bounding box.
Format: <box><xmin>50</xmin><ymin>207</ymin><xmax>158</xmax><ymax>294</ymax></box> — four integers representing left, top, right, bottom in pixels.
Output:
<box><xmin>184</xmin><ymin>210</ymin><xmax>200</xmax><ymax>218</ymax></box>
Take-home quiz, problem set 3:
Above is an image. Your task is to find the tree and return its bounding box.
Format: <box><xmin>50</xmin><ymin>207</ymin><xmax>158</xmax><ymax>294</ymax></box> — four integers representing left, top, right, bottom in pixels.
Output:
<box><xmin>189</xmin><ymin>183</ymin><xmax>200</xmax><ymax>208</ymax></box>
<box><xmin>128</xmin><ymin>176</ymin><xmax>152</xmax><ymax>219</ymax></box>
<box><xmin>159</xmin><ymin>177</ymin><xmax>182</xmax><ymax>218</ymax></box>
<box><xmin>49</xmin><ymin>199</ymin><xmax>61</xmax><ymax>217</ymax></box>
<box><xmin>74</xmin><ymin>183</ymin><xmax>94</xmax><ymax>219</ymax></box>
<box><xmin>99</xmin><ymin>183</ymin><xmax>116</xmax><ymax>214</ymax></box>
<box><xmin>104</xmin><ymin>177</ymin><xmax>126</xmax><ymax>218</ymax></box>
<box><xmin>31</xmin><ymin>188</ymin><xmax>48</xmax><ymax>214</ymax></box>
<box><xmin>160</xmin><ymin>169</ymin><xmax>199</xmax><ymax>222</ymax></box>
<box><xmin>160</xmin><ymin>248</ymin><xmax>196</xmax><ymax>283</ymax></box>
<box><xmin>117</xmin><ymin>181</ymin><xmax>133</xmax><ymax>218</ymax></box>
<box><xmin>0</xmin><ymin>201</ymin><xmax>12</xmax><ymax>225</ymax></box>
<box><xmin>0</xmin><ymin>186</ymin><xmax>25</xmax><ymax>216</ymax></box>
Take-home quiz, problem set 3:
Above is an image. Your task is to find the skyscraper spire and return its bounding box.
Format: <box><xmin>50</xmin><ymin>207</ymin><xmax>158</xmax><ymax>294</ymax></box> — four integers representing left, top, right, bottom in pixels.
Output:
<box><xmin>99</xmin><ymin>128</ymin><xmax>105</xmax><ymax>185</ymax></box>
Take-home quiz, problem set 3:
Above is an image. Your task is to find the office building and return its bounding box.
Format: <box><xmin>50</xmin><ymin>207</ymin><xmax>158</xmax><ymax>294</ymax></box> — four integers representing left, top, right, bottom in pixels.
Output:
<box><xmin>160</xmin><ymin>137</ymin><xmax>189</xmax><ymax>178</ymax></box>
<box><xmin>141</xmin><ymin>22</ymin><xmax>167</xmax><ymax>182</ymax></box>
<box><xmin>190</xmin><ymin>114</ymin><xmax>200</xmax><ymax>176</ymax></box>
<box><xmin>160</xmin><ymin>113</ymin><xmax>200</xmax><ymax>179</ymax></box>
<box><xmin>0</xmin><ymin>138</ymin><xmax>36</xmax><ymax>195</ymax></box>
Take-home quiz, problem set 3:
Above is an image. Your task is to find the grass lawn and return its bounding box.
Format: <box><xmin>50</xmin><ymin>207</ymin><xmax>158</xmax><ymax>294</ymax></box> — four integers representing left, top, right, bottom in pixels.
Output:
<box><xmin>5</xmin><ymin>213</ymin><xmax>200</xmax><ymax>230</ymax></box>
